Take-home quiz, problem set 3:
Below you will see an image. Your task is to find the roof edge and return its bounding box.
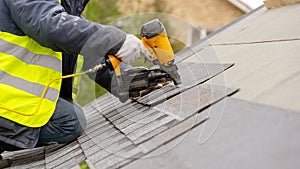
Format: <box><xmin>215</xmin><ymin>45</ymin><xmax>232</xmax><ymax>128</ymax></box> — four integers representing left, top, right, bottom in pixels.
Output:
<box><xmin>227</xmin><ymin>0</ymin><xmax>253</xmax><ymax>13</ymax></box>
<box><xmin>175</xmin><ymin>5</ymin><xmax>266</xmax><ymax>64</ymax></box>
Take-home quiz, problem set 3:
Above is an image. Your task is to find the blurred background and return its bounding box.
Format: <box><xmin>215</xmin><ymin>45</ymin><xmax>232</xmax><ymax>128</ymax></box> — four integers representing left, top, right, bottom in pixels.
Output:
<box><xmin>76</xmin><ymin>0</ymin><xmax>263</xmax><ymax>106</ymax></box>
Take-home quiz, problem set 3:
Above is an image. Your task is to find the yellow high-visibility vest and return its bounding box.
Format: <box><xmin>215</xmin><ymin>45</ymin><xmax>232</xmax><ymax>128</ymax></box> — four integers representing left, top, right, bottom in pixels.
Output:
<box><xmin>0</xmin><ymin>32</ymin><xmax>62</xmax><ymax>127</ymax></box>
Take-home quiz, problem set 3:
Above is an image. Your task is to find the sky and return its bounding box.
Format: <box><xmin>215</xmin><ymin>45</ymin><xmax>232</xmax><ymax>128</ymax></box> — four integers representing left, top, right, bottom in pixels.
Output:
<box><xmin>241</xmin><ymin>0</ymin><xmax>264</xmax><ymax>9</ymax></box>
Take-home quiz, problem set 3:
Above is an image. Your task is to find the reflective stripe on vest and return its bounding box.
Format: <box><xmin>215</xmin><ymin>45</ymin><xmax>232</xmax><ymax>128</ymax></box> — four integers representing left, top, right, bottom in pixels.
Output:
<box><xmin>72</xmin><ymin>54</ymin><xmax>84</xmax><ymax>100</ymax></box>
<box><xmin>0</xmin><ymin>32</ymin><xmax>62</xmax><ymax>127</ymax></box>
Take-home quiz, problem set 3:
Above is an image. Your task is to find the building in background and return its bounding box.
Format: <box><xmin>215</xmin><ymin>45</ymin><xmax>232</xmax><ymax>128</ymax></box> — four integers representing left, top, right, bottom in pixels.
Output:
<box><xmin>117</xmin><ymin>0</ymin><xmax>258</xmax><ymax>45</ymax></box>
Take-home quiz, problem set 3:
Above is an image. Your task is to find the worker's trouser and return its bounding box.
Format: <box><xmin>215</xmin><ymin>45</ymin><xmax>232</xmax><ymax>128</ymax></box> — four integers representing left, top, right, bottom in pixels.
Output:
<box><xmin>0</xmin><ymin>97</ymin><xmax>86</xmax><ymax>153</ymax></box>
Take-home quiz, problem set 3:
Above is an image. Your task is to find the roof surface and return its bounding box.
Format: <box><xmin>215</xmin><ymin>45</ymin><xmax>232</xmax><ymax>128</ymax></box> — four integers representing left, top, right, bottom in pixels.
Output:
<box><xmin>1</xmin><ymin>3</ymin><xmax>300</xmax><ymax>169</ymax></box>
<box><xmin>184</xmin><ymin>3</ymin><xmax>300</xmax><ymax>112</ymax></box>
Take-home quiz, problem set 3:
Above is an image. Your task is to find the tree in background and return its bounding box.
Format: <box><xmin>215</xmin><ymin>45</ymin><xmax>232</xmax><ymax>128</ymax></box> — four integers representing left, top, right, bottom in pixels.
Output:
<box><xmin>83</xmin><ymin>0</ymin><xmax>121</xmax><ymax>24</ymax></box>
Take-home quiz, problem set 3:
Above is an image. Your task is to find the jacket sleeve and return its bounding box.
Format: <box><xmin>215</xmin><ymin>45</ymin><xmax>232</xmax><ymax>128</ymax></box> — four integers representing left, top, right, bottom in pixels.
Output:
<box><xmin>5</xmin><ymin>0</ymin><xmax>126</xmax><ymax>69</ymax></box>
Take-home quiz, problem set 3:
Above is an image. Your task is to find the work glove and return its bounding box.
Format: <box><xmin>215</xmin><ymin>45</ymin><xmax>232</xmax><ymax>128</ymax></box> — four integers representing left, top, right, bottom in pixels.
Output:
<box><xmin>116</xmin><ymin>34</ymin><xmax>153</xmax><ymax>64</ymax></box>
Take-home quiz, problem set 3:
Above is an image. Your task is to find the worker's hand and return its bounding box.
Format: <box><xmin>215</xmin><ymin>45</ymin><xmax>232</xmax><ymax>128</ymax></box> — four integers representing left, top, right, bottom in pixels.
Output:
<box><xmin>116</xmin><ymin>34</ymin><xmax>152</xmax><ymax>64</ymax></box>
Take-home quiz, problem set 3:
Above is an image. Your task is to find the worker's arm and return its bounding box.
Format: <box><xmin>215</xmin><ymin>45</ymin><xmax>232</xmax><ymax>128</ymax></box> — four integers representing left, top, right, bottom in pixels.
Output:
<box><xmin>5</xmin><ymin>0</ymin><xmax>126</xmax><ymax>69</ymax></box>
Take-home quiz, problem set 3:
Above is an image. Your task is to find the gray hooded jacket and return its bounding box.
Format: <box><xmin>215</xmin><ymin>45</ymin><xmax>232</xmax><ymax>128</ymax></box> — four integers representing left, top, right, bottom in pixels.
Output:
<box><xmin>0</xmin><ymin>0</ymin><xmax>126</xmax><ymax>149</ymax></box>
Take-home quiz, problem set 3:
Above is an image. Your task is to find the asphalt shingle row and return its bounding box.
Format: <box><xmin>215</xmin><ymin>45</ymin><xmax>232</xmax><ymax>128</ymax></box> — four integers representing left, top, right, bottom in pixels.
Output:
<box><xmin>137</xmin><ymin>63</ymin><xmax>233</xmax><ymax>106</ymax></box>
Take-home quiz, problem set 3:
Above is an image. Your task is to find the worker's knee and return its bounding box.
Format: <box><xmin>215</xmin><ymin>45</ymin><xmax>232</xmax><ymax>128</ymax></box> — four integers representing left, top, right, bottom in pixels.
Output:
<box><xmin>74</xmin><ymin>102</ymin><xmax>86</xmax><ymax>134</ymax></box>
<box><xmin>38</xmin><ymin>98</ymin><xmax>86</xmax><ymax>145</ymax></box>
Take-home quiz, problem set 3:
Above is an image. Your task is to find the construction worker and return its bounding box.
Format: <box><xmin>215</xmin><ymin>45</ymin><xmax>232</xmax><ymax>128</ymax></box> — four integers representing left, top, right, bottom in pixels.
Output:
<box><xmin>0</xmin><ymin>0</ymin><xmax>151</xmax><ymax>153</ymax></box>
